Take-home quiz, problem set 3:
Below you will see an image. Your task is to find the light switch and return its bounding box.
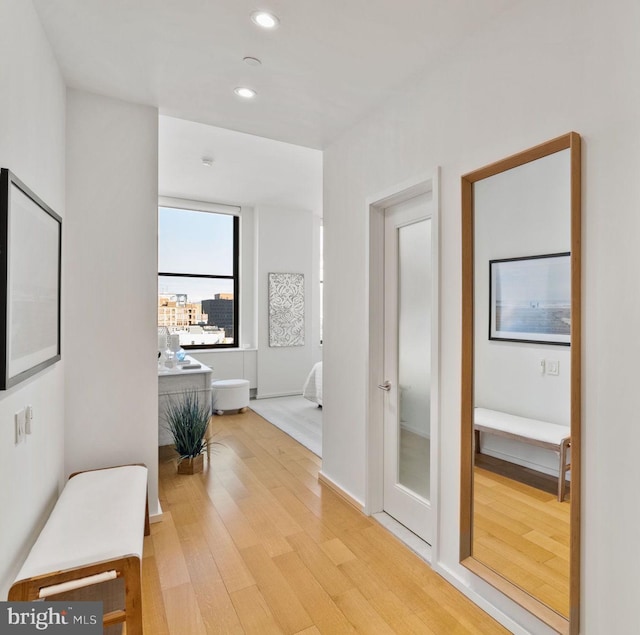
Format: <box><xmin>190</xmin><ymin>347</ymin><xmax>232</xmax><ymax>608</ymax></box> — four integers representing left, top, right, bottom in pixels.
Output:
<box><xmin>25</xmin><ymin>405</ymin><xmax>33</xmax><ymax>434</ymax></box>
<box><xmin>546</xmin><ymin>360</ymin><xmax>560</xmax><ymax>376</ymax></box>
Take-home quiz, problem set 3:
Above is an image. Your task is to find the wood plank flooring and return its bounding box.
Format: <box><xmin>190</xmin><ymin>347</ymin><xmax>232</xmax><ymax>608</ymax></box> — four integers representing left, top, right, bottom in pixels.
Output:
<box><xmin>143</xmin><ymin>410</ymin><xmax>509</xmax><ymax>634</ymax></box>
<box><xmin>473</xmin><ymin>466</ymin><xmax>570</xmax><ymax>617</ymax></box>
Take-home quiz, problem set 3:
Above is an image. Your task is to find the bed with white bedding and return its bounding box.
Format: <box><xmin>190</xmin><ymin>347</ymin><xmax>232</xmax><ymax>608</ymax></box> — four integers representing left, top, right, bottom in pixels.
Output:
<box><xmin>303</xmin><ymin>361</ymin><xmax>323</xmax><ymax>406</ymax></box>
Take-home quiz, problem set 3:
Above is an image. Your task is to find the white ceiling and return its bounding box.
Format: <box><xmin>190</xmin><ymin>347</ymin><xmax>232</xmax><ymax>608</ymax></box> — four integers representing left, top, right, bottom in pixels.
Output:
<box><xmin>159</xmin><ymin>115</ymin><xmax>322</xmax><ymax>213</ymax></box>
<box><xmin>33</xmin><ymin>0</ymin><xmax>516</xmax><ymax>150</ymax></box>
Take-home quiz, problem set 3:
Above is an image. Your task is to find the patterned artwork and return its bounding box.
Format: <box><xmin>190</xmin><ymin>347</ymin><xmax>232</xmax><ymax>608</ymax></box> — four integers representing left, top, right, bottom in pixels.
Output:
<box><xmin>269</xmin><ymin>273</ymin><xmax>305</xmax><ymax>347</ymax></box>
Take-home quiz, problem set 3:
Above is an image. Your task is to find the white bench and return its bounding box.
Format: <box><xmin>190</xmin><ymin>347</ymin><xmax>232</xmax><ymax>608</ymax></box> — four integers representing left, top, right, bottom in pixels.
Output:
<box><xmin>474</xmin><ymin>408</ymin><xmax>571</xmax><ymax>502</ymax></box>
<box><xmin>9</xmin><ymin>465</ymin><xmax>149</xmax><ymax>634</ymax></box>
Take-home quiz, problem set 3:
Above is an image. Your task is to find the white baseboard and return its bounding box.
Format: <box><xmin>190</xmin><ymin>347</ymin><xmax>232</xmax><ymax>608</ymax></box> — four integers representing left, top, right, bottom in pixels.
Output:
<box><xmin>150</xmin><ymin>500</ymin><xmax>164</xmax><ymax>524</ymax></box>
<box><xmin>318</xmin><ymin>471</ymin><xmax>365</xmax><ymax>512</ymax></box>
<box><xmin>254</xmin><ymin>391</ymin><xmax>302</xmax><ymax>399</ymax></box>
<box><xmin>431</xmin><ymin>561</ymin><xmax>534</xmax><ymax>635</ymax></box>
<box><xmin>372</xmin><ymin>512</ymin><xmax>432</xmax><ymax>563</ymax></box>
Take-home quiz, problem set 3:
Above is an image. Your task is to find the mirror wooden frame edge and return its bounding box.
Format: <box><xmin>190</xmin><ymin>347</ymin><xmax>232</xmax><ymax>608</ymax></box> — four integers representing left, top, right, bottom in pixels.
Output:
<box><xmin>459</xmin><ymin>132</ymin><xmax>581</xmax><ymax>635</ymax></box>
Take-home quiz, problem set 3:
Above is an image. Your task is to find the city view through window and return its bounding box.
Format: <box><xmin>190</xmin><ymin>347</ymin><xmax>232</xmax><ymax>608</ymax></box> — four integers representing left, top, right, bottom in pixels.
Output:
<box><xmin>158</xmin><ymin>206</ymin><xmax>238</xmax><ymax>347</ymax></box>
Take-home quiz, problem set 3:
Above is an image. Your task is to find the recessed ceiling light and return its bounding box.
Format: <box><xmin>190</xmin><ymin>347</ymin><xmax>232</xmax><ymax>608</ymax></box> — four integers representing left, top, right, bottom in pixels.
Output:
<box><xmin>234</xmin><ymin>87</ymin><xmax>257</xmax><ymax>99</ymax></box>
<box><xmin>251</xmin><ymin>11</ymin><xmax>280</xmax><ymax>29</ymax></box>
<box><xmin>243</xmin><ymin>56</ymin><xmax>262</xmax><ymax>67</ymax></box>
<box><xmin>201</xmin><ymin>157</ymin><xmax>214</xmax><ymax>167</ymax></box>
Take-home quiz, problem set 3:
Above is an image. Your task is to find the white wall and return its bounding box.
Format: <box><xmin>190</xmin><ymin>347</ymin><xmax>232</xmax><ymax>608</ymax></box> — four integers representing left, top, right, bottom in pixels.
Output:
<box><xmin>0</xmin><ymin>0</ymin><xmax>66</xmax><ymax>599</ymax></box>
<box><xmin>323</xmin><ymin>0</ymin><xmax>640</xmax><ymax>633</ymax></box>
<box><xmin>256</xmin><ymin>206</ymin><xmax>318</xmax><ymax>398</ymax></box>
<box><xmin>474</xmin><ymin>149</ymin><xmax>571</xmax><ymax>476</ymax></box>
<box><xmin>65</xmin><ymin>89</ymin><xmax>160</xmax><ymax>514</ymax></box>
<box><xmin>191</xmin><ymin>349</ymin><xmax>257</xmax><ymax>388</ymax></box>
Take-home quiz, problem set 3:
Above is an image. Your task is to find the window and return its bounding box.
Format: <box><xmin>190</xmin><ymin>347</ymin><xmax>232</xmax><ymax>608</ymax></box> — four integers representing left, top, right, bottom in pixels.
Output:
<box><xmin>158</xmin><ymin>205</ymin><xmax>239</xmax><ymax>348</ymax></box>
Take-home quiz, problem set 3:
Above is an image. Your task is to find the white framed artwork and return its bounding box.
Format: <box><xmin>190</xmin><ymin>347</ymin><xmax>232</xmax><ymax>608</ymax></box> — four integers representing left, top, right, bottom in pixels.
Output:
<box><xmin>268</xmin><ymin>273</ymin><xmax>305</xmax><ymax>347</ymax></box>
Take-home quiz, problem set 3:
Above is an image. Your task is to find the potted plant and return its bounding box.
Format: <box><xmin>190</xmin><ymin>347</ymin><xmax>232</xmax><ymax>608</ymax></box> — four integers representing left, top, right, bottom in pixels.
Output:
<box><xmin>164</xmin><ymin>389</ymin><xmax>211</xmax><ymax>474</ymax></box>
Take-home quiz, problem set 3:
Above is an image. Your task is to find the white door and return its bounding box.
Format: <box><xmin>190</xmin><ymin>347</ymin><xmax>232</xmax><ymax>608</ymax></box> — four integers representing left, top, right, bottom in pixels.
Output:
<box><xmin>382</xmin><ymin>193</ymin><xmax>433</xmax><ymax>543</ymax></box>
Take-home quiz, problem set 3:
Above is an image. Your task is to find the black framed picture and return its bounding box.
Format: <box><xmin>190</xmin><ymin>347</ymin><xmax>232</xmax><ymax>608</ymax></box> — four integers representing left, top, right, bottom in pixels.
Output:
<box><xmin>0</xmin><ymin>169</ymin><xmax>62</xmax><ymax>389</ymax></box>
<box><xmin>489</xmin><ymin>252</ymin><xmax>571</xmax><ymax>346</ymax></box>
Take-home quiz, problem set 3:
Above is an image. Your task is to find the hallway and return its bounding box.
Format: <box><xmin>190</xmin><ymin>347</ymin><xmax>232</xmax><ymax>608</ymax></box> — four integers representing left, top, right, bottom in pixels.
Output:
<box><xmin>143</xmin><ymin>410</ymin><xmax>508</xmax><ymax>634</ymax></box>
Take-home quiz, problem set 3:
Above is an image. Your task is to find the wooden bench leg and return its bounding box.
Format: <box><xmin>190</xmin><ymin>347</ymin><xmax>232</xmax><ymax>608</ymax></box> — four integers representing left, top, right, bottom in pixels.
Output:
<box><xmin>123</xmin><ymin>557</ymin><xmax>143</xmax><ymax>635</ymax></box>
<box><xmin>474</xmin><ymin>429</ymin><xmax>481</xmax><ymax>454</ymax></box>
<box><xmin>558</xmin><ymin>438</ymin><xmax>570</xmax><ymax>502</ymax></box>
<box><xmin>10</xmin><ymin>557</ymin><xmax>144</xmax><ymax>635</ymax></box>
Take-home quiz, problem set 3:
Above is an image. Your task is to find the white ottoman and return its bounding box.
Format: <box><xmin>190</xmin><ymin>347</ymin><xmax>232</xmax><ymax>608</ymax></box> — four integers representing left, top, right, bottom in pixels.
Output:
<box><xmin>212</xmin><ymin>379</ymin><xmax>250</xmax><ymax>415</ymax></box>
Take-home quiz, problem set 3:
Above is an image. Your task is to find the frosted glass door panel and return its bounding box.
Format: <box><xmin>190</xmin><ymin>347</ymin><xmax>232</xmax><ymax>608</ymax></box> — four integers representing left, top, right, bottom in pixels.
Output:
<box><xmin>397</xmin><ymin>219</ymin><xmax>431</xmax><ymax>500</ymax></box>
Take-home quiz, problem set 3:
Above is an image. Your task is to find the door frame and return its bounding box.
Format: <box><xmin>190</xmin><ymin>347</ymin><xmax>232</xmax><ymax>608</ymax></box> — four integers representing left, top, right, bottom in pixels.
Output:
<box><xmin>365</xmin><ymin>169</ymin><xmax>440</xmax><ymax>545</ymax></box>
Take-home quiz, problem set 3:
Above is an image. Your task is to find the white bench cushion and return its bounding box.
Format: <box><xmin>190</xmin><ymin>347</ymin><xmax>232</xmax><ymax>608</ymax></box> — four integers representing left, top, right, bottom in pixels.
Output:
<box><xmin>16</xmin><ymin>465</ymin><xmax>147</xmax><ymax>582</ymax></box>
<box><xmin>474</xmin><ymin>407</ymin><xmax>569</xmax><ymax>446</ymax></box>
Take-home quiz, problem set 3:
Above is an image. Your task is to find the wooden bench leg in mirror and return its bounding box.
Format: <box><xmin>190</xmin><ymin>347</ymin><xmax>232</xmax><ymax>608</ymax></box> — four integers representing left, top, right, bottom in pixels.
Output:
<box><xmin>558</xmin><ymin>438</ymin><xmax>570</xmax><ymax>502</ymax></box>
<box><xmin>474</xmin><ymin>429</ymin><xmax>481</xmax><ymax>454</ymax></box>
<box><xmin>144</xmin><ymin>496</ymin><xmax>150</xmax><ymax>537</ymax></box>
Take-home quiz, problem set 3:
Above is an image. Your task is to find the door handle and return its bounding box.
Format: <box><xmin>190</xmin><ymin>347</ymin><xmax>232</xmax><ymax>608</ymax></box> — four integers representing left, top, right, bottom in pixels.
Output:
<box><xmin>377</xmin><ymin>380</ymin><xmax>391</xmax><ymax>391</ymax></box>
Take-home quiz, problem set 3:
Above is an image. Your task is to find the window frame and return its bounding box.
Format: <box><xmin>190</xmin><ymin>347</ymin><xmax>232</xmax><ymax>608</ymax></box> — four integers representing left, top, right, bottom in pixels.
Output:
<box><xmin>158</xmin><ymin>206</ymin><xmax>239</xmax><ymax>349</ymax></box>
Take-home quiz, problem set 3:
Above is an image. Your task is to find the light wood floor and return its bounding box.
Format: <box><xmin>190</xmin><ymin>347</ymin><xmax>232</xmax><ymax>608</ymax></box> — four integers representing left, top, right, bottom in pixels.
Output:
<box><xmin>473</xmin><ymin>466</ymin><xmax>570</xmax><ymax>617</ymax></box>
<box><xmin>143</xmin><ymin>410</ymin><xmax>509</xmax><ymax>634</ymax></box>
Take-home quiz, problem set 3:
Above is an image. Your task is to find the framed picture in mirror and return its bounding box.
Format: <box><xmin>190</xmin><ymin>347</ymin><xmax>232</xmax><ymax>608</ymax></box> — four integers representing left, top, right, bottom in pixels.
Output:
<box><xmin>489</xmin><ymin>252</ymin><xmax>571</xmax><ymax>345</ymax></box>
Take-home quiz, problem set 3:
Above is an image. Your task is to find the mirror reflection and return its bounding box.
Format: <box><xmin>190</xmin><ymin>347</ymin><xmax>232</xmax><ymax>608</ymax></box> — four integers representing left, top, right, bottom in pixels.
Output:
<box><xmin>461</xmin><ymin>134</ymin><xmax>581</xmax><ymax>632</ymax></box>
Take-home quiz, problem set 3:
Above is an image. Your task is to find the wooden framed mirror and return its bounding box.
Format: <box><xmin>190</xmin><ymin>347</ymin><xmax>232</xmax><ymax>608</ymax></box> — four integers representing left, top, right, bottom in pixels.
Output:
<box><xmin>460</xmin><ymin>133</ymin><xmax>581</xmax><ymax>634</ymax></box>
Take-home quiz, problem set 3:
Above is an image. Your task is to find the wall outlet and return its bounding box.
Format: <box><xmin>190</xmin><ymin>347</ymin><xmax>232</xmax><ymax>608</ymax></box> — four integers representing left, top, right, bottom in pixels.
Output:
<box><xmin>15</xmin><ymin>408</ymin><xmax>26</xmax><ymax>444</ymax></box>
<box><xmin>546</xmin><ymin>360</ymin><xmax>560</xmax><ymax>376</ymax></box>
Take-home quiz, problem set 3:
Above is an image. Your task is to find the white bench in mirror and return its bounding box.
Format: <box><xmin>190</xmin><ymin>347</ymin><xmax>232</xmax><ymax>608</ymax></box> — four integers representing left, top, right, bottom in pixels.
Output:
<box><xmin>474</xmin><ymin>407</ymin><xmax>571</xmax><ymax>502</ymax></box>
<box><xmin>9</xmin><ymin>465</ymin><xmax>149</xmax><ymax>634</ymax></box>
